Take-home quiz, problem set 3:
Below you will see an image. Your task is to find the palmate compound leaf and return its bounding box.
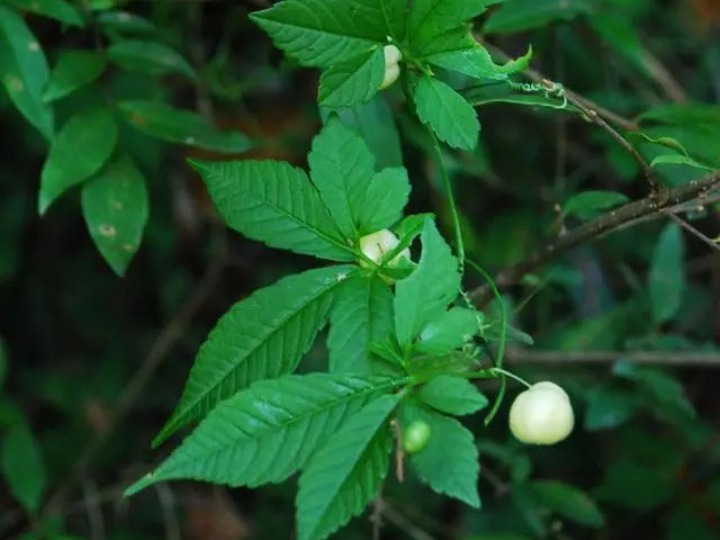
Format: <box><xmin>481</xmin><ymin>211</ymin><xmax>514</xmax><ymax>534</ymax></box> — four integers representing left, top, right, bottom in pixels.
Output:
<box><xmin>318</xmin><ymin>47</ymin><xmax>385</xmax><ymax>109</ymax></box>
<box><xmin>297</xmin><ymin>393</ymin><xmax>401</xmax><ymax>540</ymax></box>
<box><xmin>418</xmin><ymin>374</ymin><xmax>488</xmax><ymax>416</ymax></box>
<box><xmin>126</xmin><ymin>373</ymin><xmax>406</xmax><ymax>495</ymax></box>
<box><xmin>327</xmin><ymin>273</ymin><xmax>394</xmax><ymax>374</ymax></box>
<box><xmin>308</xmin><ymin>117</ymin><xmax>410</xmax><ymax>240</ymax></box>
<box><xmin>409</xmin><ymin>0</ymin><xmax>490</xmax><ymax>44</ymax></box>
<box><xmin>394</xmin><ymin>219</ymin><xmax>461</xmax><ymax>348</ymax></box>
<box><xmin>153</xmin><ymin>265</ymin><xmax>357</xmax><ymax>446</ymax></box>
<box><xmin>250</xmin><ymin>0</ymin><xmax>407</xmax><ymax>68</ymax></box>
<box><xmin>403</xmin><ymin>398</ymin><xmax>480</xmax><ymax>507</ymax></box>
<box><xmin>191</xmin><ymin>159</ymin><xmax>355</xmax><ymax>262</ymax></box>
<box><xmin>413</xmin><ymin>75</ymin><xmax>480</xmax><ymax>150</ymax></box>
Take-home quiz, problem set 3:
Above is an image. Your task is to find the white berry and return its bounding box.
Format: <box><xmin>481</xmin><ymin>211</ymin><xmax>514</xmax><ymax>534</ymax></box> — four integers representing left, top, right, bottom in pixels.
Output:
<box><xmin>379</xmin><ymin>44</ymin><xmax>402</xmax><ymax>90</ymax></box>
<box><xmin>358</xmin><ymin>229</ymin><xmax>409</xmax><ymax>267</ymax></box>
<box><xmin>509</xmin><ymin>381</ymin><xmax>574</xmax><ymax>445</ymax></box>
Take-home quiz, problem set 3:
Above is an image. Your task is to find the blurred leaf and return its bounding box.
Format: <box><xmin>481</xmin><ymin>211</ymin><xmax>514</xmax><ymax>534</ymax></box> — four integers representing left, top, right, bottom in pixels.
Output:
<box><xmin>528</xmin><ymin>481</ymin><xmax>605</xmax><ymax>528</ymax></box>
<box><xmin>648</xmin><ymin>222</ymin><xmax>685</xmax><ymax>325</ymax></box>
<box><xmin>43</xmin><ymin>50</ymin><xmax>106</xmax><ymax>102</ymax></box>
<box><xmin>318</xmin><ymin>47</ymin><xmax>384</xmax><ymax>108</ymax></box>
<box><xmin>395</xmin><ymin>220</ymin><xmax>461</xmax><ymax>348</ymax></box>
<box><xmin>2</xmin><ymin>419</ymin><xmax>45</xmax><ymax>513</ymax></box>
<box><xmin>107</xmin><ymin>39</ymin><xmax>195</xmax><ymax>80</ymax></box>
<box><xmin>562</xmin><ymin>190</ymin><xmax>629</xmax><ymax>220</ymax></box>
<box><xmin>403</xmin><ymin>399</ymin><xmax>480</xmax><ymax>508</ymax></box>
<box><xmin>667</xmin><ymin>504</ymin><xmax>717</xmax><ymax>540</ymax></box>
<box><xmin>153</xmin><ymin>265</ymin><xmax>354</xmax><ymax>446</ymax></box>
<box><xmin>0</xmin><ymin>337</ymin><xmax>6</xmax><ymax>389</ymax></box>
<box><xmin>0</xmin><ymin>5</ymin><xmax>54</xmax><ymax>138</ymax></box>
<box><xmin>650</xmin><ymin>153</ymin><xmax>714</xmax><ymax>172</ymax></box>
<box><xmin>118</xmin><ymin>100</ymin><xmax>252</xmax><ymax>153</ymax></box>
<box><xmin>97</xmin><ymin>10</ymin><xmax>156</xmax><ymax>35</ymax></box>
<box><xmin>594</xmin><ymin>458</ymin><xmax>675</xmax><ymax>510</ymax></box>
<box><xmin>418</xmin><ymin>374</ymin><xmax>488</xmax><ymax>415</ymax></box>
<box><xmin>38</xmin><ymin>107</ymin><xmax>118</xmax><ymax>213</ymax></box>
<box><xmin>484</xmin><ymin>0</ymin><xmax>592</xmax><ymax>34</ymax></box>
<box><xmin>328</xmin><ymin>274</ymin><xmax>393</xmax><ymax>374</ymax></box>
<box><xmin>297</xmin><ymin>393</ymin><xmax>399</xmax><ymax>540</ymax></box>
<box><xmin>2</xmin><ymin>0</ymin><xmax>83</xmax><ymax>26</ymax></box>
<box><xmin>414</xmin><ymin>307</ymin><xmax>479</xmax><ymax>355</ymax></box>
<box><xmin>127</xmin><ymin>374</ymin><xmax>402</xmax><ymax>494</ymax></box>
<box><xmin>584</xmin><ymin>385</ymin><xmax>637</xmax><ymax>431</ymax></box>
<box><xmin>464</xmin><ymin>535</ymin><xmax>533</xmax><ymax>540</ymax></box>
<box><xmin>81</xmin><ymin>154</ymin><xmax>148</xmax><ymax>276</ymax></box>
<box><xmin>413</xmin><ymin>75</ymin><xmax>480</xmax><ymax>150</ymax></box>
<box><xmin>191</xmin><ymin>159</ymin><xmax>355</xmax><ymax>261</ymax></box>
<box><xmin>251</xmin><ymin>0</ymin><xmax>405</xmax><ymax>68</ymax></box>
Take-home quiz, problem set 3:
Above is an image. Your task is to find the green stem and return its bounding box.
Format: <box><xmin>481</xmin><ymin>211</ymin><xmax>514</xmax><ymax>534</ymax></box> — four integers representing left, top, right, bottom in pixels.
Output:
<box><xmin>491</xmin><ymin>367</ymin><xmax>531</xmax><ymax>388</ymax></box>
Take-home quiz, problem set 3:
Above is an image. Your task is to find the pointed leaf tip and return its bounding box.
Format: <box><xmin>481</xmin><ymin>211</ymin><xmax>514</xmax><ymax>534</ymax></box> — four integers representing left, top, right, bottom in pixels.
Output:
<box><xmin>123</xmin><ymin>473</ymin><xmax>155</xmax><ymax>497</ymax></box>
<box><xmin>186</xmin><ymin>158</ymin><xmax>209</xmax><ymax>173</ymax></box>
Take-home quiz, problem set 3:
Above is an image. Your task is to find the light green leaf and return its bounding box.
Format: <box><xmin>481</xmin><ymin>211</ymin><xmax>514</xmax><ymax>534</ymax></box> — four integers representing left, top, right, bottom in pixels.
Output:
<box><xmin>192</xmin><ymin>159</ymin><xmax>354</xmax><ymax>261</ymax></box>
<box><xmin>0</xmin><ymin>5</ymin><xmax>54</xmax><ymax>138</ymax></box>
<box><xmin>418</xmin><ymin>375</ymin><xmax>488</xmax><ymax>415</ymax></box>
<box><xmin>395</xmin><ymin>219</ymin><xmax>460</xmax><ymax>348</ymax></box>
<box><xmin>97</xmin><ymin>10</ymin><xmax>157</xmax><ymax>35</ymax></box>
<box><xmin>356</xmin><ymin>167</ymin><xmax>411</xmax><ymax>235</ymax></box>
<box><xmin>465</xmin><ymin>82</ymin><xmax>574</xmax><ymax>111</ymax></box>
<box><xmin>562</xmin><ymin>190</ymin><xmax>629</xmax><ymax>221</ymax></box>
<box><xmin>413</xmin><ymin>75</ymin><xmax>479</xmax><ymax>150</ymax></box>
<box><xmin>297</xmin><ymin>393</ymin><xmax>400</xmax><ymax>540</ymax></box>
<box><xmin>107</xmin><ymin>39</ymin><xmax>195</xmax><ymax>80</ymax></box>
<box><xmin>528</xmin><ymin>481</ymin><xmax>605</xmax><ymax>528</ymax></box>
<box><xmin>118</xmin><ymin>100</ymin><xmax>252</xmax><ymax>154</ymax></box>
<box><xmin>328</xmin><ymin>274</ymin><xmax>393</xmax><ymax>374</ymax></box>
<box><xmin>251</xmin><ymin>0</ymin><xmax>400</xmax><ymax>68</ymax></box>
<box><xmin>308</xmin><ymin>117</ymin><xmax>376</xmax><ymax>239</ymax></box>
<box><xmin>648</xmin><ymin>222</ymin><xmax>685</xmax><ymax>325</ymax></box>
<box><xmin>484</xmin><ymin>0</ymin><xmax>592</xmax><ymax>34</ymax></box>
<box><xmin>403</xmin><ymin>400</ymin><xmax>480</xmax><ymax>507</ymax></box>
<box><xmin>81</xmin><ymin>154</ymin><xmax>148</xmax><ymax>276</ymax></box>
<box><xmin>426</xmin><ymin>45</ymin><xmax>531</xmax><ymax>81</ymax></box>
<box><xmin>650</xmin><ymin>154</ymin><xmax>714</xmax><ymax>172</ymax></box>
<box><xmin>410</xmin><ymin>0</ymin><xmax>490</xmax><ymax>43</ymax></box>
<box><xmin>318</xmin><ymin>47</ymin><xmax>384</xmax><ymax>108</ymax></box>
<box><xmin>39</xmin><ymin>107</ymin><xmax>118</xmax><ymax>214</ymax></box>
<box><xmin>43</xmin><ymin>49</ymin><xmax>106</xmax><ymax>102</ymax></box>
<box><xmin>153</xmin><ymin>265</ymin><xmax>355</xmax><ymax>446</ymax></box>
<box><xmin>414</xmin><ymin>307</ymin><xmax>479</xmax><ymax>355</ymax></box>
<box><xmin>2</xmin><ymin>419</ymin><xmax>45</xmax><ymax>513</ymax></box>
<box><xmin>2</xmin><ymin>0</ymin><xmax>83</xmax><ymax>26</ymax></box>
<box><xmin>127</xmin><ymin>373</ymin><xmax>404</xmax><ymax>495</ymax></box>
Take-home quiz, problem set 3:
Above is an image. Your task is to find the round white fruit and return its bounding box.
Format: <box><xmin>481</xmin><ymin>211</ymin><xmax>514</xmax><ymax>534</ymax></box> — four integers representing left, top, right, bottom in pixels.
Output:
<box><xmin>509</xmin><ymin>381</ymin><xmax>574</xmax><ymax>445</ymax></box>
<box><xmin>379</xmin><ymin>44</ymin><xmax>402</xmax><ymax>90</ymax></box>
<box><xmin>358</xmin><ymin>229</ymin><xmax>410</xmax><ymax>267</ymax></box>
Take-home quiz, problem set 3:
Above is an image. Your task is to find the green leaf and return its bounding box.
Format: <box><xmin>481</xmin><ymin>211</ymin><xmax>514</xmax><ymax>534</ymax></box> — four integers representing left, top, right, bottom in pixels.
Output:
<box><xmin>648</xmin><ymin>222</ymin><xmax>685</xmax><ymax>325</ymax></box>
<box><xmin>0</xmin><ymin>5</ymin><xmax>54</xmax><ymax>138</ymax></box>
<box><xmin>464</xmin><ymin>81</ymin><xmax>575</xmax><ymax>111</ymax></box>
<box><xmin>356</xmin><ymin>167</ymin><xmax>411</xmax><ymax>235</ymax></box>
<box><xmin>251</xmin><ymin>0</ymin><xmax>401</xmax><ymax>68</ymax></box>
<box><xmin>650</xmin><ymin>153</ymin><xmax>714</xmax><ymax>172</ymax></box>
<box><xmin>81</xmin><ymin>154</ymin><xmax>148</xmax><ymax>276</ymax></box>
<box><xmin>43</xmin><ymin>49</ymin><xmax>106</xmax><ymax>102</ymax></box>
<box><xmin>484</xmin><ymin>0</ymin><xmax>592</xmax><ymax>35</ymax></box>
<box><xmin>118</xmin><ymin>100</ymin><xmax>252</xmax><ymax>154</ymax></box>
<box><xmin>318</xmin><ymin>47</ymin><xmax>384</xmax><ymax>108</ymax></box>
<box><xmin>308</xmin><ymin>117</ymin><xmax>375</xmax><ymax>239</ymax></box>
<box><xmin>2</xmin><ymin>419</ymin><xmax>45</xmax><ymax>513</ymax></box>
<box><xmin>193</xmin><ymin>159</ymin><xmax>354</xmax><ymax>261</ymax></box>
<box><xmin>583</xmin><ymin>385</ymin><xmax>637</xmax><ymax>431</ymax></box>
<box><xmin>0</xmin><ymin>337</ymin><xmax>6</xmax><ymax>389</ymax></box>
<box><xmin>413</xmin><ymin>75</ymin><xmax>479</xmax><ymax>150</ymax></box>
<box><xmin>394</xmin><ymin>219</ymin><xmax>460</xmax><ymax>348</ymax></box>
<box><xmin>414</xmin><ymin>307</ymin><xmax>479</xmax><ymax>355</ymax></box>
<box><xmin>528</xmin><ymin>481</ymin><xmax>605</xmax><ymax>528</ymax></box>
<box><xmin>418</xmin><ymin>375</ymin><xmax>488</xmax><ymax>415</ymax></box>
<box><xmin>107</xmin><ymin>39</ymin><xmax>195</xmax><ymax>80</ymax></box>
<box><xmin>403</xmin><ymin>400</ymin><xmax>480</xmax><ymax>507</ymax></box>
<box><xmin>39</xmin><ymin>107</ymin><xmax>118</xmax><ymax>214</ymax></box>
<box><xmin>97</xmin><ymin>10</ymin><xmax>157</xmax><ymax>35</ymax></box>
<box><xmin>328</xmin><ymin>274</ymin><xmax>394</xmax><ymax>374</ymax></box>
<box><xmin>153</xmin><ymin>265</ymin><xmax>354</xmax><ymax>446</ymax></box>
<box><xmin>321</xmin><ymin>93</ymin><xmax>403</xmax><ymax>168</ymax></box>
<box><xmin>426</xmin><ymin>45</ymin><xmax>531</xmax><ymax>81</ymax></box>
<box><xmin>562</xmin><ymin>190</ymin><xmax>629</xmax><ymax>221</ymax></box>
<box><xmin>127</xmin><ymin>373</ymin><xmax>404</xmax><ymax>495</ymax></box>
<box><xmin>297</xmin><ymin>393</ymin><xmax>400</xmax><ymax>540</ymax></box>
<box><xmin>2</xmin><ymin>0</ymin><xmax>83</xmax><ymax>26</ymax></box>
<box><xmin>410</xmin><ymin>0</ymin><xmax>490</xmax><ymax>43</ymax></box>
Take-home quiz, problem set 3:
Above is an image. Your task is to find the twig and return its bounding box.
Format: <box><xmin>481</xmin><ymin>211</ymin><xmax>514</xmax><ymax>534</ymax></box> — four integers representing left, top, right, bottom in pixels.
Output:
<box><xmin>43</xmin><ymin>252</ymin><xmax>227</xmax><ymax>514</ymax></box>
<box><xmin>391</xmin><ymin>419</ymin><xmax>405</xmax><ymax>483</ymax></box>
<box><xmin>505</xmin><ymin>348</ymin><xmax>720</xmax><ymax>367</ymax></box>
<box><xmin>469</xmin><ymin>171</ymin><xmax>720</xmax><ymax>305</ymax></box>
<box><xmin>382</xmin><ymin>504</ymin><xmax>439</xmax><ymax>540</ymax></box>
<box><xmin>81</xmin><ymin>477</ymin><xmax>106</xmax><ymax>540</ymax></box>
<box><xmin>155</xmin><ymin>484</ymin><xmax>182</xmax><ymax>540</ymax></box>
<box><xmin>665</xmin><ymin>212</ymin><xmax>720</xmax><ymax>252</ymax></box>
<box><xmin>371</xmin><ymin>497</ymin><xmax>385</xmax><ymax>540</ymax></box>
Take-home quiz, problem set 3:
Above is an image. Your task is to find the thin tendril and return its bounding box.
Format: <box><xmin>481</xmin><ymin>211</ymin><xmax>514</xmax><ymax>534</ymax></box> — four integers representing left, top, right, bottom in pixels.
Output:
<box><xmin>491</xmin><ymin>367</ymin><xmax>531</xmax><ymax>388</ymax></box>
